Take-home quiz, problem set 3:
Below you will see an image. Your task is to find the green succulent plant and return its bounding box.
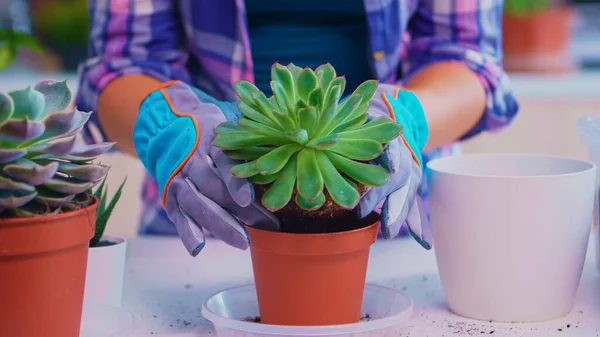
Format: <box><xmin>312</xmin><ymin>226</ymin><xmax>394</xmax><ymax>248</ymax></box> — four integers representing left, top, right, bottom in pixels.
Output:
<box><xmin>0</xmin><ymin>80</ymin><xmax>114</xmax><ymax>217</ymax></box>
<box><xmin>88</xmin><ymin>175</ymin><xmax>126</xmax><ymax>247</ymax></box>
<box><xmin>0</xmin><ymin>29</ymin><xmax>42</xmax><ymax>71</ymax></box>
<box><xmin>213</xmin><ymin>63</ymin><xmax>403</xmax><ymax>213</ymax></box>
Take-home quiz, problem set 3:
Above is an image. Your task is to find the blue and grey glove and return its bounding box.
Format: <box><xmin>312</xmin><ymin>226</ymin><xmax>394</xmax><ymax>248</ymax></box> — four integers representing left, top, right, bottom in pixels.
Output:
<box><xmin>355</xmin><ymin>84</ymin><xmax>432</xmax><ymax>249</ymax></box>
<box><xmin>133</xmin><ymin>81</ymin><xmax>279</xmax><ymax>256</ymax></box>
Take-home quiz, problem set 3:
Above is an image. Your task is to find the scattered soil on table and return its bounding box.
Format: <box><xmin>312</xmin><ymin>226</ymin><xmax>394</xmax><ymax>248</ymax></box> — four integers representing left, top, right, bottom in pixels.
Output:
<box><xmin>254</xmin><ymin>183</ymin><xmax>377</xmax><ymax>234</ymax></box>
<box><xmin>242</xmin><ymin>314</ymin><xmax>373</xmax><ymax>324</ymax></box>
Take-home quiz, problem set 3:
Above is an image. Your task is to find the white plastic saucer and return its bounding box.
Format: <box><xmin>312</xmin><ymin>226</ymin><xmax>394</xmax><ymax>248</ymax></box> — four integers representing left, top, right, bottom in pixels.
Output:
<box><xmin>202</xmin><ymin>283</ymin><xmax>413</xmax><ymax>337</ymax></box>
<box><xmin>80</xmin><ymin>301</ymin><xmax>135</xmax><ymax>337</ymax></box>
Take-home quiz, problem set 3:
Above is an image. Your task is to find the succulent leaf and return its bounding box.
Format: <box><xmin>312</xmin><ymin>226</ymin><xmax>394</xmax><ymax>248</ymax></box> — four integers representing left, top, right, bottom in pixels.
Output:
<box><xmin>316</xmin><ymin>151</ymin><xmax>360</xmax><ymax>209</ymax></box>
<box><xmin>237</xmin><ymin>101</ymin><xmax>277</xmax><ymax>127</ymax></box>
<box><xmin>295</xmin><ymin>192</ymin><xmax>325</xmax><ymax>211</ymax></box>
<box><xmin>272</xmin><ymin>63</ymin><xmax>296</xmax><ymax>101</ymax></box>
<box><xmin>250</xmin><ymin>172</ymin><xmax>279</xmax><ymax>185</ymax></box>
<box><xmin>0</xmin><ymin>190</ymin><xmax>38</xmax><ymax>209</ymax></box>
<box><xmin>0</xmin><ymin>92</ymin><xmax>14</xmax><ymax>124</ymax></box>
<box><xmin>3</xmin><ymin>159</ymin><xmax>59</xmax><ymax>185</ymax></box>
<box><xmin>8</xmin><ymin>86</ymin><xmax>45</xmax><ymax>121</ymax></box>
<box><xmin>224</xmin><ymin>147</ymin><xmax>273</xmax><ymax>161</ymax></box>
<box><xmin>213</xmin><ymin>131</ymin><xmax>283</xmax><ymax>150</ymax></box>
<box><xmin>35</xmin><ymin>186</ymin><xmax>75</xmax><ymax>207</ymax></box>
<box><xmin>0</xmin><ymin>80</ymin><xmax>112</xmax><ymax>216</ymax></box>
<box><xmin>328</xmin><ymin>138</ymin><xmax>383</xmax><ymax>161</ymax></box>
<box><xmin>57</xmin><ymin>162</ymin><xmax>110</xmax><ymax>181</ymax></box>
<box><xmin>230</xmin><ymin>160</ymin><xmax>259</xmax><ymax>178</ymax></box>
<box><xmin>315</xmin><ymin>63</ymin><xmax>336</xmax><ymax>91</ymax></box>
<box><xmin>43</xmin><ymin>175</ymin><xmax>99</xmax><ymax>194</ymax></box>
<box><xmin>256</xmin><ymin>144</ymin><xmax>302</xmax><ymax>175</ymax></box>
<box><xmin>296</xmin><ymin>148</ymin><xmax>323</xmax><ymax>202</ymax></box>
<box><xmin>214</xmin><ymin>63</ymin><xmax>403</xmax><ymax>212</ymax></box>
<box><xmin>296</xmin><ymin>68</ymin><xmax>318</xmax><ymax>102</ymax></box>
<box><xmin>0</xmin><ymin>174</ymin><xmax>36</xmax><ymax>192</ymax></box>
<box><xmin>34</xmin><ymin>80</ymin><xmax>72</xmax><ymax>113</ymax></box>
<box><xmin>262</xmin><ymin>155</ymin><xmax>297</xmax><ymax>212</ymax></box>
<box><xmin>325</xmin><ymin>152</ymin><xmax>389</xmax><ymax>186</ymax></box>
<box><xmin>0</xmin><ymin>118</ymin><xmax>45</xmax><ymax>142</ymax></box>
<box><xmin>0</xmin><ymin>148</ymin><xmax>26</xmax><ymax>163</ymax></box>
<box><xmin>214</xmin><ymin>122</ymin><xmax>243</xmax><ymax>134</ymax></box>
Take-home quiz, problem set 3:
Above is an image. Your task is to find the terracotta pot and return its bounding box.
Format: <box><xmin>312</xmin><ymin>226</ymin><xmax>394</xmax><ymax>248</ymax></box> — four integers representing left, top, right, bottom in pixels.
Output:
<box><xmin>0</xmin><ymin>198</ymin><xmax>98</xmax><ymax>337</ymax></box>
<box><xmin>502</xmin><ymin>6</ymin><xmax>575</xmax><ymax>73</ymax></box>
<box><xmin>245</xmin><ymin>218</ymin><xmax>379</xmax><ymax>326</ymax></box>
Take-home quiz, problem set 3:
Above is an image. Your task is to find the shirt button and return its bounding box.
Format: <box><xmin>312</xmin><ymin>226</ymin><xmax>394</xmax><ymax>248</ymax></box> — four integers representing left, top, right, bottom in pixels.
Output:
<box><xmin>374</xmin><ymin>51</ymin><xmax>384</xmax><ymax>61</ymax></box>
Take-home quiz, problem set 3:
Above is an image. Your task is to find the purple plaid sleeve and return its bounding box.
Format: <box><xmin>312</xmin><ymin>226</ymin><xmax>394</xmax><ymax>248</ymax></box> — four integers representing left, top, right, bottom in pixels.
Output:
<box><xmin>75</xmin><ymin>0</ymin><xmax>192</xmax><ymax>141</ymax></box>
<box><xmin>402</xmin><ymin>0</ymin><xmax>519</xmax><ymax>139</ymax></box>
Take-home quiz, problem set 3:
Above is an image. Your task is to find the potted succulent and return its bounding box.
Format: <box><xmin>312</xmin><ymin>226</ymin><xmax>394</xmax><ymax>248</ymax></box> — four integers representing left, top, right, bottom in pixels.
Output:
<box><xmin>0</xmin><ymin>80</ymin><xmax>114</xmax><ymax>337</ymax></box>
<box><xmin>213</xmin><ymin>63</ymin><xmax>403</xmax><ymax>326</ymax></box>
<box><xmin>84</xmin><ymin>175</ymin><xmax>127</xmax><ymax>307</ymax></box>
<box><xmin>502</xmin><ymin>0</ymin><xmax>574</xmax><ymax>73</ymax></box>
<box><xmin>0</xmin><ymin>28</ymin><xmax>42</xmax><ymax>71</ymax></box>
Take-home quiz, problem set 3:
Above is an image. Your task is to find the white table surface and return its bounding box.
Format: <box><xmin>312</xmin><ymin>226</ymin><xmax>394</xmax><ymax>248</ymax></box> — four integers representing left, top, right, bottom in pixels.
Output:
<box><xmin>120</xmin><ymin>235</ymin><xmax>600</xmax><ymax>337</ymax></box>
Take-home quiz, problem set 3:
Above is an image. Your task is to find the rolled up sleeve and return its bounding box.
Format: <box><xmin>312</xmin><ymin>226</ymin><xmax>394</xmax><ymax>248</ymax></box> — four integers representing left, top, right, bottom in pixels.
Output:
<box><xmin>75</xmin><ymin>0</ymin><xmax>191</xmax><ymax>143</ymax></box>
<box><xmin>403</xmin><ymin>0</ymin><xmax>519</xmax><ymax>140</ymax></box>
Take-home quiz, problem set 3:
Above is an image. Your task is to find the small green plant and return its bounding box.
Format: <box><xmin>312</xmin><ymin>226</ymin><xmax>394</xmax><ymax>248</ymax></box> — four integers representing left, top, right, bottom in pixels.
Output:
<box><xmin>89</xmin><ymin>176</ymin><xmax>126</xmax><ymax>247</ymax></box>
<box><xmin>0</xmin><ymin>80</ymin><xmax>114</xmax><ymax>217</ymax></box>
<box><xmin>212</xmin><ymin>63</ymin><xmax>403</xmax><ymax>215</ymax></box>
<box><xmin>0</xmin><ymin>29</ymin><xmax>42</xmax><ymax>71</ymax></box>
<box><xmin>504</xmin><ymin>0</ymin><xmax>553</xmax><ymax>16</ymax></box>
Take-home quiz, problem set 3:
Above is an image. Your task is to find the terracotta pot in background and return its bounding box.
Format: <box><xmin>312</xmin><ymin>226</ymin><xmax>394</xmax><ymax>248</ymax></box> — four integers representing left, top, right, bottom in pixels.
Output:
<box><xmin>502</xmin><ymin>6</ymin><xmax>575</xmax><ymax>73</ymax></box>
<box><xmin>245</xmin><ymin>218</ymin><xmax>379</xmax><ymax>326</ymax></box>
<box><xmin>0</xmin><ymin>199</ymin><xmax>98</xmax><ymax>337</ymax></box>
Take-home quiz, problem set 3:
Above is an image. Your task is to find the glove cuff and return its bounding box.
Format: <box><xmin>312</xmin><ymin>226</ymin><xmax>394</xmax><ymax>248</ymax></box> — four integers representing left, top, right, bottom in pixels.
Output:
<box><xmin>134</xmin><ymin>80</ymin><xmax>203</xmax><ymax>207</ymax></box>
<box><xmin>377</xmin><ymin>84</ymin><xmax>429</xmax><ymax>167</ymax></box>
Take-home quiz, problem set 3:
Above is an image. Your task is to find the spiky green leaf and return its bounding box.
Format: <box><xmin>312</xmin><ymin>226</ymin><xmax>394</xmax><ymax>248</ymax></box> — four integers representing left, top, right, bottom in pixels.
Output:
<box><xmin>214</xmin><ymin>122</ymin><xmax>243</xmax><ymax>134</ymax></box>
<box><xmin>272</xmin><ymin>63</ymin><xmax>296</xmax><ymax>101</ymax></box>
<box><xmin>231</xmin><ymin>161</ymin><xmax>259</xmax><ymax>178</ymax></box>
<box><xmin>315</xmin><ymin>63</ymin><xmax>336</xmax><ymax>91</ymax></box>
<box><xmin>3</xmin><ymin>159</ymin><xmax>59</xmax><ymax>185</ymax></box>
<box><xmin>340</xmin><ymin>117</ymin><xmax>403</xmax><ymax>143</ymax></box>
<box><xmin>250</xmin><ymin>172</ymin><xmax>279</xmax><ymax>185</ymax></box>
<box><xmin>8</xmin><ymin>86</ymin><xmax>45</xmax><ymax>121</ymax></box>
<box><xmin>224</xmin><ymin>147</ymin><xmax>273</xmax><ymax>161</ymax></box>
<box><xmin>34</xmin><ymin>80</ymin><xmax>72</xmax><ymax>113</ymax></box>
<box><xmin>297</xmin><ymin>106</ymin><xmax>317</xmax><ymax>137</ymax></box>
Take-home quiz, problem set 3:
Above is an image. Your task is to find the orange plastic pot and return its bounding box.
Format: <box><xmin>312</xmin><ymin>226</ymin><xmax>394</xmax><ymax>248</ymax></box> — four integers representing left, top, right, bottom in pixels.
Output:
<box><xmin>502</xmin><ymin>6</ymin><xmax>575</xmax><ymax>73</ymax></box>
<box><xmin>245</xmin><ymin>220</ymin><xmax>379</xmax><ymax>326</ymax></box>
<box><xmin>0</xmin><ymin>198</ymin><xmax>98</xmax><ymax>337</ymax></box>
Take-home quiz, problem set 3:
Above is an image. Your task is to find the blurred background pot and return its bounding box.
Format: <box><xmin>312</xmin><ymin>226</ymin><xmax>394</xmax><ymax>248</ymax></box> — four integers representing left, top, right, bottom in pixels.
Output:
<box><xmin>502</xmin><ymin>0</ymin><xmax>575</xmax><ymax>73</ymax></box>
<box><xmin>84</xmin><ymin>235</ymin><xmax>128</xmax><ymax>308</ymax></box>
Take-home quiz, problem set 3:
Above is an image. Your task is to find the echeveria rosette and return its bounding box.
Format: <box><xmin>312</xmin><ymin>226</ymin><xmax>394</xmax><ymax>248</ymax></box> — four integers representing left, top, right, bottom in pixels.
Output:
<box><xmin>0</xmin><ymin>80</ymin><xmax>114</xmax><ymax>217</ymax></box>
<box><xmin>212</xmin><ymin>63</ymin><xmax>403</xmax><ymax>213</ymax></box>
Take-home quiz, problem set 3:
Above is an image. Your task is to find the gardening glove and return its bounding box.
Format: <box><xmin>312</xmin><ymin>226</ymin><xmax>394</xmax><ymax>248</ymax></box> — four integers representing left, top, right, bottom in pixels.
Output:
<box><xmin>133</xmin><ymin>80</ymin><xmax>279</xmax><ymax>256</ymax></box>
<box><xmin>355</xmin><ymin>84</ymin><xmax>432</xmax><ymax>249</ymax></box>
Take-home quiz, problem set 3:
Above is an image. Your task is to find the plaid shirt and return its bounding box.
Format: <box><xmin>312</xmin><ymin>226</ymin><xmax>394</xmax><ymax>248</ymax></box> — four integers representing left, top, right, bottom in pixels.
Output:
<box><xmin>76</xmin><ymin>0</ymin><xmax>519</xmax><ymax>236</ymax></box>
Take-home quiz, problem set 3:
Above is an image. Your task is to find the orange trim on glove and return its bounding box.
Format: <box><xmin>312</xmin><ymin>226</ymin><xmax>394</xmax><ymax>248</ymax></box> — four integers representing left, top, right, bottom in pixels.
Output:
<box><xmin>152</xmin><ymin>80</ymin><xmax>202</xmax><ymax>208</ymax></box>
<box><xmin>381</xmin><ymin>86</ymin><xmax>421</xmax><ymax>168</ymax></box>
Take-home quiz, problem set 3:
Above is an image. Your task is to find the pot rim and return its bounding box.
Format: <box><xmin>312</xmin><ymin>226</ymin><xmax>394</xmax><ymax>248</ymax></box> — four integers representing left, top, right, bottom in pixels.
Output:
<box><xmin>245</xmin><ymin>218</ymin><xmax>380</xmax><ymax>256</ymax></box>
<box><xmin>0</xmin><ymin>195</ymin><xmax>99</xmax><ymax>227</ymax></box>
<box><xmin>201</xmin><ymin>283</ymin><xmax>413</xmax><ymax>336</ymax></box>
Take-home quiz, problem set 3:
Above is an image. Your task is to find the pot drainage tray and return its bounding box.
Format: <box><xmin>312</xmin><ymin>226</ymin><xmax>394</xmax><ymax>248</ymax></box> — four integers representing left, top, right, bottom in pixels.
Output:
<box><xmin>202</xmin><ymin>283</ymin><xmax>413</xmax><ymax>337</ymax></box>
<box><xmin>80</xmin><ymin>301</ymin><xmax>135</xmax><ymax>337</ymax></box>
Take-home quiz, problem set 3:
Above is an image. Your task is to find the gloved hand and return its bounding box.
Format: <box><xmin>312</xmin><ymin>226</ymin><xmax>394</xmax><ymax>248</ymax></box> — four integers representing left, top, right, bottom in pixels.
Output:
<box><xmin>355</xmin><ymin>84</ymin><xmax>432</xmax><ymax>249</ymax></box>
<box><xmin>133</xmin><ymin>80</ymin><xmax>279</xmax><ymax>256</ymax></box>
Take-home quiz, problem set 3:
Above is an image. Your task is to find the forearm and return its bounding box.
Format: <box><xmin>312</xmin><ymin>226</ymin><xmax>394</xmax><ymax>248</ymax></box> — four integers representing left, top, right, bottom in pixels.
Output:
<box><xmin>97</xmin><ymin>74</ymin><xmax>162</xmax><ymax>157</ymax></box>
<box><xmin>403</xmin><ymin>61</ymin><xmax>486</xmax><ymax>152</ymax></box>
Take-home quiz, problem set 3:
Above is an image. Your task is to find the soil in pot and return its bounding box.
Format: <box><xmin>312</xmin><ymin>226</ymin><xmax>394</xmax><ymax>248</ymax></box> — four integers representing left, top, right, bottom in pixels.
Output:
<box><xmin>94</xmin><ymin>240</ymin><xmax>118</xmax><ymax>247</ymax></box>
<box><xmin>254</xmin><ymin>182</ymin><xmax>371</xmax><ymax>234</ymax></box>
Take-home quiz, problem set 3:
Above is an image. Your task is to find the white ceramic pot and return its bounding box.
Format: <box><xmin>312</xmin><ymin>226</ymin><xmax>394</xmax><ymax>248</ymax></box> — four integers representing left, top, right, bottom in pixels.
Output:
<box><xmin>577</xmin><ymin>116</ymin><xmax>600</xmax><ymax>272</ymax></box>
<box><xmin>427</xmin><ymin>154</ymin><xmax>596</xmax><ymax>322</ymax></box>
<box><xmin>84</xmin><ymin>235</ymin><xmax>127</xmax><ymax>307</ymax></box>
